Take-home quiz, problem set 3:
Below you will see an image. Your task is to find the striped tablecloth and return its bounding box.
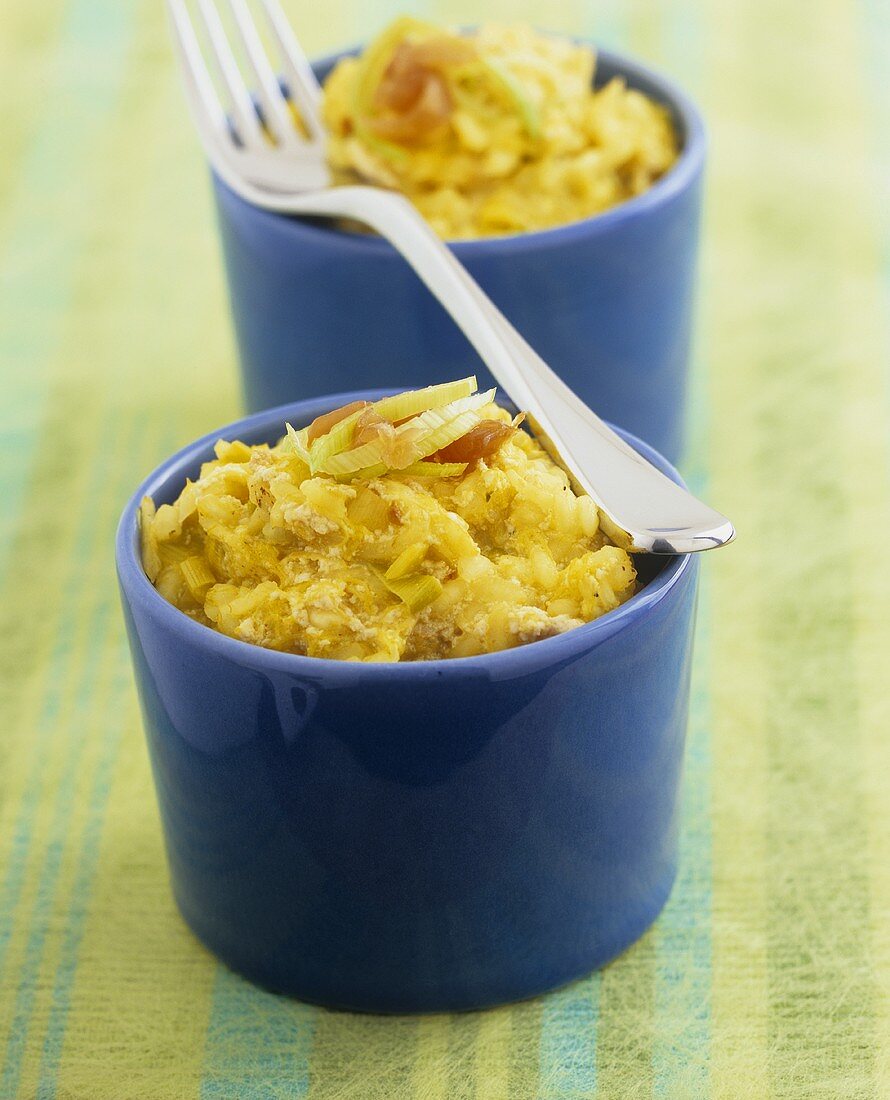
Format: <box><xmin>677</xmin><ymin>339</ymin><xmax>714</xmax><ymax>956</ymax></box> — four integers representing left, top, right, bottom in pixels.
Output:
<box><xmin>1</xmin><ymin>0</ymin><xmax>888</xmax><ymax>1096</ymax></box>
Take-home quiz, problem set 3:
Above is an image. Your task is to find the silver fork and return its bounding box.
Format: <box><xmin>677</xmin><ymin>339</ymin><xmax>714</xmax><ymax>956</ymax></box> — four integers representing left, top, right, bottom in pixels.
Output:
<box><xmin>167</xmin><ymin>0</ymin><xmax>734</xmax><ymax>554</ymax></box>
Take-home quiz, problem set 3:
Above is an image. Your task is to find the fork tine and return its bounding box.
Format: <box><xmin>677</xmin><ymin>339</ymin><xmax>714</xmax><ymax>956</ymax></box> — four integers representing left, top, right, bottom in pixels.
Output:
<box><xmin>168</xmin><ymin>0</ymin><xmax>253</xmax><ymax>184</ymax></box>
<box><xmin>256</xmin><ymin>0</ymin><xmax>325</xmax><ymax>141</ymax></box>
<box><xmin>223</xmin><ymin>0</ymin><xmax>298</xmax><ymax>147</ymax></box>
<box><xmin>168</xmin><ymin>0</ymin><xmax>330</xmax><ymax>193</ymax></box>
<box><xmin>167</xmin><ymin>0</ymin><xmax>229</xmax><ymax>139</ymax></box>
<box><xmin>195</xmin><ymin>0</ymin><xmax>265</xmax><ymax>149</ymax></box>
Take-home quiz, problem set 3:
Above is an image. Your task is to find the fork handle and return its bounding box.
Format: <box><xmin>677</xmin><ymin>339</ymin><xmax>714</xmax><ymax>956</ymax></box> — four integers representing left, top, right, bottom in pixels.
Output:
<box><xmin>218</xmin><ymin>173</ymin><xmax>733</xmax><ymax>553</ymax></box>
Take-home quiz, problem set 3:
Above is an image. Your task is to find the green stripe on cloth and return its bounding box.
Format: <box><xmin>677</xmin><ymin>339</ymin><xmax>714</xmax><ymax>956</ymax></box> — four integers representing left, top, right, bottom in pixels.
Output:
<box><xmin>0</xmin><ymin>407</ymin><xmax>138</xmax><ymax>1100</ymax></box>
<box><xmin>537</xmin><ymin>980</ymin><xmax>599</xmax><ymax>1097</ymax></box>
<box><xmin>651</xmin><ymin>259</ymin><xmax>714</xmax><ymax>1093</ymax></box>
<box><xmin>0</xmin><ymin>0</ymin><xmax>142</xmax><ymax>583</ymax></box>
<box><xmin>0</xmin><ymin>390</ymin><xmax>124</xmax><ymax>996</ymax></box>
<box><xmin>28</xmin><ymin>415</ymin><xmax>166</xmax><ymax>1100</ymax></box>
<box><xmin>704</xmin><ymin>0</ymin><xmax>772</xmax><ymax>1087</ymax></box>
<box><xmin>641</xmin><ymin>6</ymin><xmax>714</xmax><ymax>1095</ymax></box>
<box><xmin>650</xmin><ymin>261</ymin><xmax>714</xmax><ymax>1100</ymax></box>
<box><xmin>200</xmin><ymin>968</ymin><xmax>316</xmax><ymax>1100</ymax></box>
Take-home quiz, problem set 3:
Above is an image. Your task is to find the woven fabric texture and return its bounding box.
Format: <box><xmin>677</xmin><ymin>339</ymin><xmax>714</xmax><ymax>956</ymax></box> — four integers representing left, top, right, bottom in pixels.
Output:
<box><xmin>0</xmin><ymin>0</ymin><xmax>888</xmax><ymax>1096</ymax></box>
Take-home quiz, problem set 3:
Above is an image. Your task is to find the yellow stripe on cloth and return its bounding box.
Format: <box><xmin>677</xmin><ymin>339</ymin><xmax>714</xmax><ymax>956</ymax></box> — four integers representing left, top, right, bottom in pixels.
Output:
<box><xmin>48</xmin><ymin>691</ymin><xmax>217</xmax><ymax>1100</ymax></box>
<box><xmin>412</xmin><ymin>1017</ymin><xmax>451</xmax><ymax>1100</ymax></box>
<box><xmin>704</xmin><ymin>0</ymin><xmax>771</xmax><ymax>1088</ymax></box>
<box><xmin>594</xmin><ymin>930</ymin><xmax>656</xmax><ymax>1095</ymax></box>
<box><xmin>305</xmin><ymin>1013</ymin><xmax>420</xmax><ymax>1098</ymax></box>
<box><xmin>474</xmin><ymin>1006</ymin><xmax>511</xmax><ymax>1099</ymax></box>
<box><xmin>0</xmin><ymin>0</ymin><xmax>71</xmax><ymax>221</ymax></box>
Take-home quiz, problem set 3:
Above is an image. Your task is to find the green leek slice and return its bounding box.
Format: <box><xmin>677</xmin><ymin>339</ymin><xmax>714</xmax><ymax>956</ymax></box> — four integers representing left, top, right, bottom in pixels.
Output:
<box><xmin>405</xmin><ymin>388</ymin><xmax>496</xmax><ymax>460</ymax></box>
<box><xmin>399</xmin><ymin>387</ymin><xmax>494</xmax><ymax>435</ymax></box>
<box><xmin>308</xmin><ymin>377</ymin><xmax>477</xmax><ymax>472</ymax></box>
<box><xmin>409</xmin><ymin>410</ymin><xmax>481</xmax><ymax>460</ymax></box>
<box><xmin>397</xmin><ymin>460</ymin><xmax>468</xmax><ymax>478</ymax></box>
<box><xmin>181</xmin><ymin>555</ymin><xmax>216</xmax><ymax>599</ymax></box>
<box><xmin>159</xmin><ymin>542</ymin><xmax>196</xmax><ymax>566</ymax></box>
<box><xmin>333</xmin><ymin>462</ymin><xmax>389</xmax><ymax>482</ymax></box>
<box><xmin>380</xmin><ymin>571</ymin><xmax>443</xmax><ymax>612</ymax></box>
<box><xmin>385</xmin><ymin>543</ymin><xmax>427</xmax><ymax>580</ymax></box>
<box><xmin>372</xmin><ymin>376</ymin><xmax>477</xmax><ymax>422</ymax></box>
<box><xmin>285</xmin><ymin>422</ymin><xmax>311</xmax><ymax>464</ymax></box>
<box><xmin>478</xmin><ymin>57</ymin><xmax>541</xmax><ymax>140</ymax></box>
<box><xmin>319</xmin><ymin>388</ymin><xmax>495</xmax><ymax>476</ymax></box>
<box><xmin>308</xmin><ymin>407</ymin><xmax>366</xmax><ymax>472</ymax></box>
<box><xmin>323</xmin><ymin>439</ymin><xmax>393</xmax><ymax>477</ymax></box>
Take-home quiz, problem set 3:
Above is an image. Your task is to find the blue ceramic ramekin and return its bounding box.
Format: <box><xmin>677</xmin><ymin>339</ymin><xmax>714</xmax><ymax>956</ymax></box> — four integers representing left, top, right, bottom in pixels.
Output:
<box><xmin>212</xmin><ymin>47</ymin><xmax>705</xmax><ymax>464</ymax></box>
<box><xmin>116</xmin><ymin>392</ymin><xmax>699</xmax><ymax>1013</ymax></box>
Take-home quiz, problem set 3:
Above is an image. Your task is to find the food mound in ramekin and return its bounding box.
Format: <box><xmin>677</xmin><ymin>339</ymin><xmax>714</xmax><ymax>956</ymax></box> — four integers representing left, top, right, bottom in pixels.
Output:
<box><xmin>140</xmin><ymin>379</ymin><xmax>636</xmax><ymax>662</ymax></box>
<box><xmin>322</xmin><ymin>19</ymin><xmax>679</xmax><ymax>239</ymax></box>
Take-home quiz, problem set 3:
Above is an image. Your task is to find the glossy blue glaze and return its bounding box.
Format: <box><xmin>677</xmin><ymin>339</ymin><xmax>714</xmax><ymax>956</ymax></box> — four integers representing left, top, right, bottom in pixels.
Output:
<box><xmin>211</xmin><ymin>48</ymin><xmax>705</xmax><ymax>464</ymax></box>
<box><xmin>116</xmin><ymin>393</ymin><xmax>699</xmax><ymax>1012</ymax></box>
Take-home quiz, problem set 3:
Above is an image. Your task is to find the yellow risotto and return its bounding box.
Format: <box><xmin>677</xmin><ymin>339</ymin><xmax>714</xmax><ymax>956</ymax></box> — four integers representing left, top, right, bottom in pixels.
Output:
<box><xmin>322</xmin><ymin>19</ymin><xmax>679</xmax><ymax>239</ymax></box>
<box><xmin>140</xmin><ymin>380</ymin><xmax>636</xmax><ymax>661</ymax></box>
